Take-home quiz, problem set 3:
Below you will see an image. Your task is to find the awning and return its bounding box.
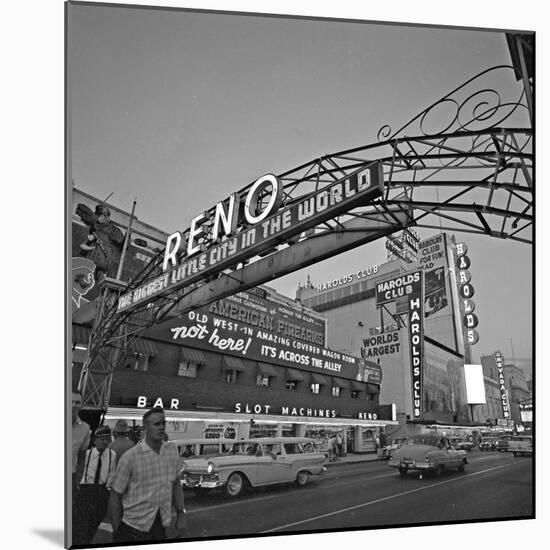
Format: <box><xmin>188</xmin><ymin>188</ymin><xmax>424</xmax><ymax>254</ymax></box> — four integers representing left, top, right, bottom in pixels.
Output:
<box><xmin>351</xmin><ymin>381</ymin><xmax>367</xmax><ymax>392</ymax></box>
<box><xmin>286</xmin><ymin>368</ymin><xmax>305</xmax><ymax>382</ymax></box>
<box><xmin>310</xmin><ymin>373</ymin><xmax>330</xmax><ymax>386</ymax></box>
<box><xmin>180</xmin><ymin>347</ymin><xmax>207</xmax><ymax>365</ymax></box>
<box><xmin>223</xmin><ymin>356</ymin><xmax>247</xmax><ymax>372</ymax></box>
<box><xmin>258</xmin><ymin>363</ymin><xmax>278</xmax><ymax>378</ymax></box>
<box><xmin>73</xmin><ymin>324</ymin><xmax>91</xmax><ymax>346</ymax></box>
<box><xmin>126</xmin><ymin>338</ymin><xmax>158</xmax><ymax>357</ymax></box>
<box><xmin>332</xmin><ymin>377</ymin><xmax>350</xmax><ymax>389</ymax></box>
<box><xmin>366</xmin><ymin>383</ymin><xmax>380</xmax><ymax>394</ymax></box>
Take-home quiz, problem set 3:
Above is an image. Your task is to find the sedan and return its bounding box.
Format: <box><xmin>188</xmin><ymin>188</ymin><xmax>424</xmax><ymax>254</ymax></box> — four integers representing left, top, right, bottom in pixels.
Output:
<box><xmin>389</xmin><ymin>435</ymin><xmax>468</xmax><ymax>477</ymax></box>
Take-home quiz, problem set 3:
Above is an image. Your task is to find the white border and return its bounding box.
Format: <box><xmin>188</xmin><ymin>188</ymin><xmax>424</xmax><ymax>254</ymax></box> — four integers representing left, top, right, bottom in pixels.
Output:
<box><xmin>6</xmin><ymin>1</ymin><xmax>545</xmax><ymax>549</ymax></box>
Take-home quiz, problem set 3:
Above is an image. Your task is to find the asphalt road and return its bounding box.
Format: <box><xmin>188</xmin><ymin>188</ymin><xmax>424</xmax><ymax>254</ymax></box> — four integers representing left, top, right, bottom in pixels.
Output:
<box><xmin>91</xmin><ymin>450</ymin><xmax>533</xmax><ymax>544</ymax></box>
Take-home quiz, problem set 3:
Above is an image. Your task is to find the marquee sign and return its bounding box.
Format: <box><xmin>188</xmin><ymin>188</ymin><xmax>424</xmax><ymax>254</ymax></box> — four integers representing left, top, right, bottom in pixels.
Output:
<box><xmin>146</xmin><ymin>307</ymin><xmax>362</xmax><ymax>379</ymax></box>
<box><xmin>494</xmin><ymin>351</ymin><xmax>511</xmax><ymax>419</ymax></box>
<box><xmin>135</xmin><ymin>396</ymin><xmax>381</xmax><ymax>421</ymax></box>
<box><xmin>315</xmin><ymin>264</ymin><xmax>379</xmax><ymax>292</ymax></box>
<box><xmin>117</xmin><ymin>163</ymin><xmax>383</xmax><ymax>312</ymax></box>
<box><xmin>375</xmin><ymin>270</ymin><xmax>424</xmax><ymax>419</ymax></box>
<box><xmin>456</xmin><ymin>242</ymin><xmax>480</xmax><ymax>346</ymax></box>
<box><xmin>407</xmin><ymin>272</ymin><xmax>424</xmax><ymax>419</ymax></box>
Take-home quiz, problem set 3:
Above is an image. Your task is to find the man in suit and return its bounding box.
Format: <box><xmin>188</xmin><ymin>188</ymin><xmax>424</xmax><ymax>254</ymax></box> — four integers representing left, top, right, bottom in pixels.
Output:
<box><xmin>73</xmin><ymin>425</ymin><xmax>117</xmax><ymax>545</ymax></box>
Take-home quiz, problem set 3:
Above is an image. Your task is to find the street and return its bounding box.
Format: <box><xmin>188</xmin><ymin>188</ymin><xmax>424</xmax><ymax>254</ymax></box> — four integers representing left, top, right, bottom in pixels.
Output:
<box><xmin>92</xmin><ymin>450</ymin><xmax>533</xmax><ymax>543</ymax></box>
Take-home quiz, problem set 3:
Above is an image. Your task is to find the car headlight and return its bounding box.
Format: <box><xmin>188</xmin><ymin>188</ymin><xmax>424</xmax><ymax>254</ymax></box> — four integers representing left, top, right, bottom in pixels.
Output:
<box><xmin>206</xmin><ymin>462</ymin><xmax>215</xmax><ymax>474</ymax></box>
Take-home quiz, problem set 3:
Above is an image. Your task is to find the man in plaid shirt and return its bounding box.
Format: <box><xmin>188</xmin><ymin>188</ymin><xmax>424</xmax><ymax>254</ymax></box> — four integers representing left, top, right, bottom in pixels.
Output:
<box><xmin>109</xmin><ymin>407</ymin><xmax>186</xmax><ymax>543</ymax></box>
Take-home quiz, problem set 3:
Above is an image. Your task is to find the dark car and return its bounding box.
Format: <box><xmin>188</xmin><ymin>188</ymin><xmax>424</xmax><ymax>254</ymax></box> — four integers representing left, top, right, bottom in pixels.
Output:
<box><xmin>479</xmin><ymin>438</ymin><xmax>497</xmax><ymax>451</ymax></box>
<box><xmin>449</xmin><ymin>438</ymin><xmax>475</xmax><ymax>452</ymax></box>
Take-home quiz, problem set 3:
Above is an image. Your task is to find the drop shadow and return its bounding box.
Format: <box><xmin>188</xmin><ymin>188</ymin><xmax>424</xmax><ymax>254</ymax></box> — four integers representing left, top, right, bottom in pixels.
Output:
<box><xmin>33</xmin><ymin>528</ymin><xmax>65</xmax><ymax>547</ymax></box>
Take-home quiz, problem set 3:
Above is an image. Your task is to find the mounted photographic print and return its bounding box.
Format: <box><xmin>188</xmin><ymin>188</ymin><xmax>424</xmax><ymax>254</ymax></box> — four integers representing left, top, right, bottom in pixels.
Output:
<box><xmin>66</xmin><ymin>1</ymin><xmax>534</xmax><ymax>548</ymax></box>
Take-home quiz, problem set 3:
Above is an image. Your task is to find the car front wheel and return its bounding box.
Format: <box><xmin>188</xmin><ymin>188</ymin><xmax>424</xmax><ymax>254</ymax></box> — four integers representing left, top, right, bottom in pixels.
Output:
<box><xmin>398</xmin><ymin>465</ymin><xmax>408</xmax><ymax>476</ymax></box>
<box><xmin>224</xmin><ymin>472</ymin><xmax>246</xmax><ymax>498</ymax></box>
<box><xmin>296</xmin><ymin>471</ymin><xmax>309</xmax><ymax>487</ymax></box>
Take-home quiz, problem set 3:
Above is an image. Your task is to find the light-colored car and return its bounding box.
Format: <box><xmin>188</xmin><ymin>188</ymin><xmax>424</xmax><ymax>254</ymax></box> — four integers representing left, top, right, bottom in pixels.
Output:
<box><xmin>180</xmin><ymin>437</ymin><xmax>327</xmax><ymax>497</ymax></box>
<box><xmin>389</xmin><ymin>434</ymin><xmax>468</xmax><ymax>477</ymax></box>
<box><xmin>508</xmin><ymin>435</ymin><xmax>533</xmax><ymax>456</ymax></box>
<box><xmin>173</xmin><ymin>438</ymin><xmax>237</xmax><ymax>458</ymax></box>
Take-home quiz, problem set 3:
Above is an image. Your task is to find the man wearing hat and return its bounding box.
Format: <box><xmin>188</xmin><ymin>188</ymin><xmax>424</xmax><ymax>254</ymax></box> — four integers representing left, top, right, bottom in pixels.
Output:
<box><xmin>110</xmin><ymin>419</ymin><xmax>135</xmax><ymax>464</ymax></box>
<box><xmin>73</xmin><ymin>425</ymin><xmax>117</xmax><ymax>545</ymax></box>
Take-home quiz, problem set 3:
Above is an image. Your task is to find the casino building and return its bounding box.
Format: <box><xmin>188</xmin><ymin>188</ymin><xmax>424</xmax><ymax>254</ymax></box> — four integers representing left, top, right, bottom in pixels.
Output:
<box><xmin>295</xmin><ymin>231</ymin><xmax>486</xmax><ymax>438</ymax></box>
<box><xmin>71</xmin><ymin>188</ymin><xmax>396</xmax><ymax>453</ymax></box>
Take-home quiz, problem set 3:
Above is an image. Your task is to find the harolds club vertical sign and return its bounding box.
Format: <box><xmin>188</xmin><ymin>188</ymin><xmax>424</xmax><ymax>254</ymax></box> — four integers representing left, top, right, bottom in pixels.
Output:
<box><xmin>376</xmin><ymin>270</ymin><xmax>425</xmax><ymax>419</ymax></box>
<box><xmin>407</xmin><ymin>272</ymin><xmax>424</xmax><ymax>419</ymax></box>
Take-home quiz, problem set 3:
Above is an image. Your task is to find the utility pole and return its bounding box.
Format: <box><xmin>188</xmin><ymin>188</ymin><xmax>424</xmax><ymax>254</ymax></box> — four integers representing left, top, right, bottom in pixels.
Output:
<box><xmin>116</xmin><ymin>199</ymin><xmax>137</xmax><ymax>281</ymax></box>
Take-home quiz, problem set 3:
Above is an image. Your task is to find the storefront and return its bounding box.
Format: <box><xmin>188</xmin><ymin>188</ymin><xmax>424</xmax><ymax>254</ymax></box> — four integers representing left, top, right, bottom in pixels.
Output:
<box><xmin>103</xmin><ymin>405</ymin><xmax>395</xmax><ymax>454</ymax></box>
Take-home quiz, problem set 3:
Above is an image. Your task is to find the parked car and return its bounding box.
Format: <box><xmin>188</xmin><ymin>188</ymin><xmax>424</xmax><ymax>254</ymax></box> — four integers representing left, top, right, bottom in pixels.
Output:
<box><xmin>180</xmin><ymin>437</ymin><xmax>327</xmax><ymax>498</ymax></box>
<box><xmin>382</xmin><ymin>437</ymin><xmax>408</xmax><ymax>460</ymax></box>
<box><xmin>479</xmin><ymin>438</ymin><xmax>498</xmax><ymax>451</ymax></box>
<box><xmin>388</xmin><ymin>434</ymin><xmax>468</xmax><ymax>477</ymax></box>
<box><xmin>449</xmin><ymin>438</ymin><xmax>475</xmax><ymax>452</ymax></box>
<box><xmin>508</xmin><ymin>435</ymin><xmax>533</xmax><ymax>456</ymax></box>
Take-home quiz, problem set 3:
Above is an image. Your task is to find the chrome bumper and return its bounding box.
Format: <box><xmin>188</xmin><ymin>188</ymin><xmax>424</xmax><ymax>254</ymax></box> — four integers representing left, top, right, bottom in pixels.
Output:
<box><xmin>181</xmin><ymin>474</ymin><xmax>225</xmax><ymax>489</ymax></box>
<box><xmin>389</xmin><ymin>460</ymin><xmax>434</xmax><ymax>470</ymax></box>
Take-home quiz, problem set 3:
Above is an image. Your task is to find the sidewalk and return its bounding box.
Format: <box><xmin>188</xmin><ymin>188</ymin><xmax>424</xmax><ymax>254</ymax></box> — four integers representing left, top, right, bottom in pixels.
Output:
<box><xmin>324</xmin><ymin>452</ymin><xmax>384</xmax><ymax>467</ymax></box>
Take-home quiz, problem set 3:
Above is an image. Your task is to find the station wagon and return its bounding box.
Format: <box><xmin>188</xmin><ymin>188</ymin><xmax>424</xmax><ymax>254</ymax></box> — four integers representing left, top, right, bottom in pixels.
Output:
<box><xmin>180</xmin><ymin>437</ymin><xmax>327</xmax><ymax>497</ymax></box>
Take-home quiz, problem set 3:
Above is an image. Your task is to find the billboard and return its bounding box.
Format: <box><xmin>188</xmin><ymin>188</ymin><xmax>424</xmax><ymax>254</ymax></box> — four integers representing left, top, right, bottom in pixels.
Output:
<box><xmin>118</xmin><ymin>164</ymin><xmax>384</xmax><ymax>312</ymax></box>
<box><xmin>464</xmin><ymin>364</ymin><xmax>487</xmax><ymax>404</ymax></box>
<box><xmin>146</xmin><ymin>301</ymin><xmax>362</xmax><ymax>380</ymax></box>
<box><xmin>418</xmin><ymin>234</ymin><xmax>449</xmax><ymax>317</ymax></box>
<box><xmin>210</xmin><ymin>289</ymin><xmax>326</xmax><ymax>346</ymax></box>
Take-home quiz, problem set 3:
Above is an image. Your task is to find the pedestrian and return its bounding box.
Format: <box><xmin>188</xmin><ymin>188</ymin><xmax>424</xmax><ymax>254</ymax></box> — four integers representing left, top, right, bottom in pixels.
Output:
<box><xmin>326</xmin><ymin>435</ymin><xmax>334</xmax><ymax>462</ymax></box>
<box><xmin>109</xmin><ymin>419</ymin><xmax>135</xmax><ymax>464</ymax></box>
<box><xmin>109</xmin><ymin>407</ymin><xmax>186</xmax><ymax>544</ymax></box>
<box><xmin>336</xmin><ymin>432</ymin><xmax>343</xmax><ymax>459</ymax></box>
<box><xmin>73</xmin><ymin>425</ymin><xmax>117</xmax><ymax>545</ymax></box>
<box><xmin>71</xmin><ymin>391</ymin><xmax>91</xmax><ymax>502</ymax></box>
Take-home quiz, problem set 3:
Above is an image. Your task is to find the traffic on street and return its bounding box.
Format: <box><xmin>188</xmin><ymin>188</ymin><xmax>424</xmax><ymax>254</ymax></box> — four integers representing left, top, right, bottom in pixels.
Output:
<box><xmin>92</xmin><ymin>449</ymin><xmax>532</xmax><ymax>543</ymax></box>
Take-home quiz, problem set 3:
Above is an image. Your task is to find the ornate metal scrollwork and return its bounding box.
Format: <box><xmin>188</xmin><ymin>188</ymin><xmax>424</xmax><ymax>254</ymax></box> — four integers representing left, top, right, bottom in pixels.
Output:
<box><xmin>377</xmin><ymin>65</ymin><xmax>530</xmax><ymax>141</ymax></box>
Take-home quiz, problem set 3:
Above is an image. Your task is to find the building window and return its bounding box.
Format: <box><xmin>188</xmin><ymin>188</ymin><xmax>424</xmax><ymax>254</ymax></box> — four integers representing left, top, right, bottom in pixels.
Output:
<box><xmin>350</xmin><ymin>390</ymin><xmax>360</xmax><ymax>399</ymax></box>
<box><xmin>310</xmin><ymin>383</ymin><xmax>320</xmax><ymax>395</ymax></box>
<box><xmin>256</xmin><ymin>374</ymin><xmax>270</xmax><ymax>388</ymax></box>
<box><xmin>178</xmin><ymin>360</ymin><xmax>197</xmax><ymax>378</ymax></box>
<box><xmin>286</xmin><ymin>381</ymin><xmax>297</xmax><ymax>391</ymax></box>
<box><xmin>224</xmin><ymin>369</ymin><xmax>238</xmax><ymax>384</ymax></box>
<box><xmin>332</xmin><ymin>386</ymin><xmax>341</xmax><ymax>397</ymax></box>
<box><xmin>133</xmin><ymin>354</ymin><xmax>149</xmax><ymax>372</ymax></box>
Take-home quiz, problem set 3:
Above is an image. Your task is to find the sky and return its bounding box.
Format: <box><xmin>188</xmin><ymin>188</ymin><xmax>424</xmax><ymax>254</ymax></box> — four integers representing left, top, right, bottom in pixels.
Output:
<box><xmin>68</xmin><ymin>2</ymin><xmax>533</xmax><ymax>373</ymax></box>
